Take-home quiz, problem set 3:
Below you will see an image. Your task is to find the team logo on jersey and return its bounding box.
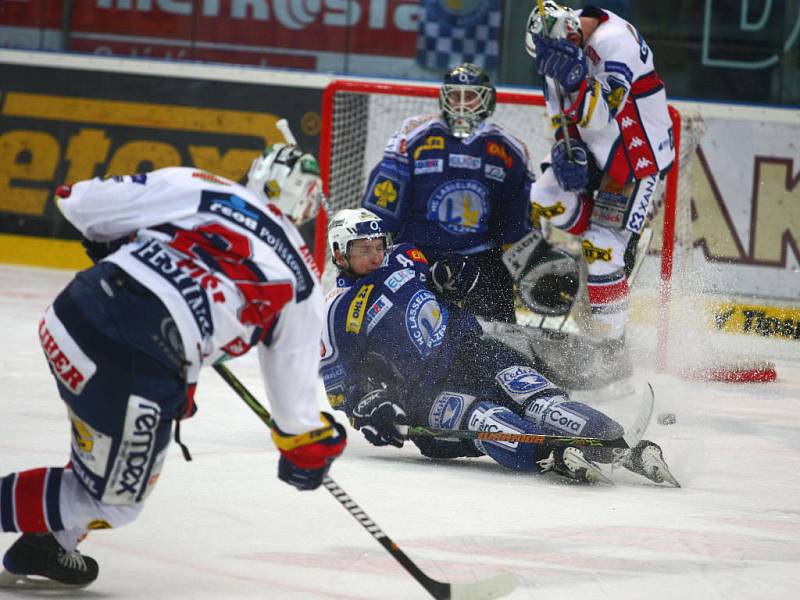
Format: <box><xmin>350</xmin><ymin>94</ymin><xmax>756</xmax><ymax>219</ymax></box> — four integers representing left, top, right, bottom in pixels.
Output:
<box><xmin>606</xmin><ymin>84</ymin><xmax>627</xmax><ymax>112</ymax></box>
<box><xmin>346</xmin><ymin>284</ymin><xmax>374</xmax><ymax>334</ymax></box>
<box><xmin>39</xmin><ymin>309</ymin><xmax>97</xmax><ymax>395</ymax></box>
<box><xmin>366</xmin><ymin>294</ymin><xmax>394</xmax><ymax>335</ymax></box>
<box><xmin>385</xmin><ymin>268</ymin><xmax>416</xmax><ymax>292</ymax></box>
<box><xmin>86</xmin><ymin>519</ymin><xmax>113</xmax><ymax>530</ymax></box>
<box><xmin>405</xmin><ymin>290</ymin><xmax>448</xmax><ymax>357</ymax></box>
<box><xmin>582</xmin><ymin>240</ymin><xmax>613</xmax><ymax>263</ymax></box>
<box><xmin>365</xmin><ymin>176</ymin><xmax>403</xmax><ymax>216</ymax></box>
<box><xmin>429</xmin><ymin>392</ymin><xmax>473</xmax><ymax>430</ymax></box>
<box><xmin>484</xmin><ymin>164</ymin><xmax>506</xmax><ymax>182</ymax></box>
<box><xmin>487</xmin><ymin>142</ymin><xmax>513</xmax><ymax>168</ymax></box>
<box><xmin>427</xmin><ymin>180</ymin><xmax>489</xmax><ymax>234</ymax></box>
<box><xmin>413</xmin><ymin>136</ymin><xmax>445</xmax><ymax>160</ymax></box>
<box><xmin>414</xmin><ymin>159</ymin><xmax>444</xmax><ymax>174</ymax></box>
<box><xmin>448</xmin><ymin>154</ymin><xmax>482</xmax><ymax>170</ymax></box>
<box><xmin>495</xmin><ymin>366</ymin><xmax>551</xmax><ymax>402</ymax></box>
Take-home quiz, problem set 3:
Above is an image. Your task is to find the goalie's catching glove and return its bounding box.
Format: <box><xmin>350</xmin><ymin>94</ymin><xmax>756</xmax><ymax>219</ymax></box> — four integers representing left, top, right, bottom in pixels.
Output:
<box><xmin>272</xmin><ymin>412</ymin><xmax>347</xmax><ymax>491</ymax></box>
<box><xmin>350</xmin><ymin>388</ymin><xmax>408</xmax><ymax>448</ymax></box>
<box><xmin>430</xmin><ymin>255</ymin><xmax>480</xmax><ymax>307</ymax></box>
<box><xmin>550</xmin><ymin>138</ymin><xmax>589</xmax><ymax>192</ymax></box>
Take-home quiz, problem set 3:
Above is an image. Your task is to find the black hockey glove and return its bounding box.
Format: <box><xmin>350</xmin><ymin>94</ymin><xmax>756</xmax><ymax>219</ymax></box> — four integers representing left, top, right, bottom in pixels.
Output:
<box><xmin>550</xmin><ymin>138</ymin><xmax>589</xmax><ymax>192</ymax></box>
<box><xmin>81</xmin><ymin>237</ymin><xmax>129</xmax><ymax>264</ymax></box>
<box><xmin>350</xmin><ymin>388</ymin><xmax>408</xmax><ymax>448</ymax></box>
<box><xmin>430</xmin><ymin>255</ymin><xmax>480</xmax><ymax>307</ymax></box>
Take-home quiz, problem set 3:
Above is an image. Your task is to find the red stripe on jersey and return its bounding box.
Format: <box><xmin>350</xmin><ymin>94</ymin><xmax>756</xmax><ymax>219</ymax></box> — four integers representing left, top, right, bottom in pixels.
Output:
<box><xmin>588</xmin><ymin>278</ymin><xmax>629</xmax><ymax>306</ymax></box>
<box><xmin>14</xmin><ymin>468</ymin><xmax>48</xmax><ymax>532</ymax></box>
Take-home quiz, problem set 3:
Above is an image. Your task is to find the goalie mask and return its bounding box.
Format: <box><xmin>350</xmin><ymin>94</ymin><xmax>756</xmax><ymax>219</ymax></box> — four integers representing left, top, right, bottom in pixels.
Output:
<box><xmin>246</xmin><ymin>143</ymin><xmax>324</xmax><ymax>226</ymax></box>
<box><xmin>525</xmin><ymin>1</ymin><xmax>582</xmax><ymax>58</ymax></box>
<box><xmin>517</xmin><ymin>247</ymin><xmax>580</xmax><ymax>317</ymax></box>
<box><xmin>440</xmin><ymin>62</ymin><xmax>496</xmax><ymax>139</ymax></box>
<box><xmin>328</xmin><ymin>208</ymin><xmax>392</xmax><ymax>268</ymax></box>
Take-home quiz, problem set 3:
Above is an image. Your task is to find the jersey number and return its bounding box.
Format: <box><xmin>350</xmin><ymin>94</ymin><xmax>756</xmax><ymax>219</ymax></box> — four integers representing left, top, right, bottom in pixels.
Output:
<box><xmin>170</xmin><ymin>223</ymin><xmax>293</xmax><ymax>333</ymax></box>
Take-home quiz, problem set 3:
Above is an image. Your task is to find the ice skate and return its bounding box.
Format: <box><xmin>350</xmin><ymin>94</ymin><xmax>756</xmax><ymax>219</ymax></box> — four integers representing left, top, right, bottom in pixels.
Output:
<box><xmin>620</xmin><ymin>440</ymin><xmax>681</xmax><ymax>487</ymax></box>
<box><xmin>0</xmin><ymin>533</ymin><xmax>98</xmax><ymax>589</ymax></box>
<box><xmin>539</xmin><ymin>446</ymin><xmax>614</xmax><ymax>485</ymax></box>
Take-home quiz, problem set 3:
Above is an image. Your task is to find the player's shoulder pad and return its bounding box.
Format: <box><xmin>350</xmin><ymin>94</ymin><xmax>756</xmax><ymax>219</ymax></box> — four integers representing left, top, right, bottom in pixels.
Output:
<box><xmin>586</xmin><ymin>15</ymin><xmax>642</xmax><ymax>80</ymax></box>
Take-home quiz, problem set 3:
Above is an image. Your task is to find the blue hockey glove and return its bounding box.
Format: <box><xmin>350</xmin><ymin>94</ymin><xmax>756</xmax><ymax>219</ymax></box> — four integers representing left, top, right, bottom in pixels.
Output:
<box><xmin>430</xmin><ymin>255</ymin><xmax>480</xmax><ymax>306</ymax></box>
<box><xmin>533</xmin><ymin>34</ymin><xmax>587</xmax><ymax>93</ymax></box>
<box><xmin>350</xmin><ymin>388</ymin><xmax>408</xmax><ymax>448</ymax></box>
<box><xmin>272</xmin><ymin>412</ymin><xmax>347</xmax><ymax>491</ymax></box>
<box><xmin>550</xmin><ymin>138</ymin><xmax>589</xmax><ymax>192</ymax></box>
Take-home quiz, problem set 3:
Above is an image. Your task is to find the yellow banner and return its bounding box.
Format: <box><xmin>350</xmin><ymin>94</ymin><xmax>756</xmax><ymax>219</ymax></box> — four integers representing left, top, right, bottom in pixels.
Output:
<box><xmin>707</xmin><ymin>301</ymin><xmax>800</xmax><ymax>341</ymax></box>
<box><xmin>0</xmin><ymin>234</ymin><xmax>91</xmax><ymax>270</ymax></box>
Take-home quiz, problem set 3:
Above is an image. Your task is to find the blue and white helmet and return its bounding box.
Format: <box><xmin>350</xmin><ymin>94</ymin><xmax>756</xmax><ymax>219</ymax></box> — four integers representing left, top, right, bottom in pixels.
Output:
<box><xmin>327</xmin><ymin>208</ymin><xmax>392</xmax><ymax>266</ymax></box>
<box><xmin>246</xmin><ymin>143</ymin><xmax>324</xmax><ymax>225</ymax></box>
<box><xmin>439</xmin><ymin>62</ymin><xmax>496</xmax><ymax>139</ymax></box>
<box><xmin>525</xmin><ymin>1</ymin><xmax>582</xmax><ymax>58</ymax></box>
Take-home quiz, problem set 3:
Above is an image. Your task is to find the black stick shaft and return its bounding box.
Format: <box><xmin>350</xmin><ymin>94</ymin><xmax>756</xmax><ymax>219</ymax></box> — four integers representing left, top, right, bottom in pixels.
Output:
<box><xmin>212</xmin><ymin>363</ymin><xmax>451</xmax><ymax>599</ymax></box>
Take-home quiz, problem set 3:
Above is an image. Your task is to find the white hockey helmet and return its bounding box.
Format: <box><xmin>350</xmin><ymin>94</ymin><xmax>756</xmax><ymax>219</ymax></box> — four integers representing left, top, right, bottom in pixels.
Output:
<box><xmin>246</xmin><ymin>143</ymin><xmax>324</xmax><ymax>226</ymax></box>
<box><xmin>439</xmin><ymin>62</ymin><xmax>496</xmax><ymax>139</ymax></box>
<box><xmin>327</xmin><ymin>208</ymin><xmax>392</xmax><ymax>267</ymax></box>
<box><xmin>525</xmin><ymin>1</ymin><xmax>582</xmax><ymax>58</ymax></box>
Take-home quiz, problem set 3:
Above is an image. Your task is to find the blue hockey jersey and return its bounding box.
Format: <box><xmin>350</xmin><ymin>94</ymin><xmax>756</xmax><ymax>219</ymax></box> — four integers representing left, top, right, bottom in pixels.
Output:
<box><xmin>320</xmin><ymin>244</ymin><xmax>481</xmax><ymax>414</ymax></box>
<box><xmin>361</xmin><ymin>116</ymin><xmax>535</xmax><ymax>260</ymax></box>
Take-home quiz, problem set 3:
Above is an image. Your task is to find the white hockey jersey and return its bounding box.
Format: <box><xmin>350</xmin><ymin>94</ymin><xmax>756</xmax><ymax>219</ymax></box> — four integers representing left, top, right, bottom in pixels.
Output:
<box><xmin>545</xmin><ymin>8</ymin><xmax>675</xmax><ymax>183</ymax></box>
<box><xmin>57</xmin><ymin>167</ymin><xmax>325</xmax><ymax>434</ymax></box>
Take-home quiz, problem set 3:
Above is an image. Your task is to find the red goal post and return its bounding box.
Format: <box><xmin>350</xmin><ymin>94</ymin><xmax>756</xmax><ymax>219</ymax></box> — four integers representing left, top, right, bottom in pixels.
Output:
<box><xmin>315</xmin><ymin>79</ymin><xmax>769</xmax><ymax>380</ymax></box>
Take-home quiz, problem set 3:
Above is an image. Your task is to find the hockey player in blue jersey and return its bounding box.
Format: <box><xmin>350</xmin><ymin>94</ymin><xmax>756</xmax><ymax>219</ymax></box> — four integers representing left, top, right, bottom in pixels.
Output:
<box><xmin>320</xmin><ymin>208</ymin><xmax>678</xmax><ymax>487</ymax></box>
<box><xmin>361</xmin><ymin>62</ymin><xmax>535</xmax><ymax>323</ymax></box>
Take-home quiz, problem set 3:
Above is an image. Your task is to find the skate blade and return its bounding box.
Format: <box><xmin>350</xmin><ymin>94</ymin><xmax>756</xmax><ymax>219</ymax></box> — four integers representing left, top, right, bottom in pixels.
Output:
<box><xmin>0</xmin><ymin>569</ymin><xmax>90</xmax><ymax>589</ymax></box>
<box><xmin>655</xmin><ymin>467</ymin><xmax>681</xmax><ymax>488</ymax></box>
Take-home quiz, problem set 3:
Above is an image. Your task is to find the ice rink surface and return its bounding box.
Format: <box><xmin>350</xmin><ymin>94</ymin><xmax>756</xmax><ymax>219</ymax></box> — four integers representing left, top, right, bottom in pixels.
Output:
<box><xmin>1</xmin><ymin>264</ymin><xmax>799</xmax><ymax>599</ymax></box>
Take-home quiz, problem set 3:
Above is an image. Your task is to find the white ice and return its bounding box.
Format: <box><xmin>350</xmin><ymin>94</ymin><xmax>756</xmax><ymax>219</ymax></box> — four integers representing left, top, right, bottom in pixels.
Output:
<box><xmin>1</xmin><ymin>264</ymin><xmax>799</xmax><ymax>600</ymax></box>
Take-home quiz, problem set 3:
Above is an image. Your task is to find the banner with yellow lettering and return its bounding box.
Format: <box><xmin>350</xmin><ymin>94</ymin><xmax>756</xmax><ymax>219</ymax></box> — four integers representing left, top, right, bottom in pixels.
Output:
<box><xmin>0</xmin><ymin>63</ymin><xmax>322</xmax><ymax>268</ymax></box>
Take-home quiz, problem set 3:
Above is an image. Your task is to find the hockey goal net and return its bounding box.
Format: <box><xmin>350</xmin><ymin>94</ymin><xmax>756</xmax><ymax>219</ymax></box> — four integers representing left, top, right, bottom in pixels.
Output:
<box><xmin>316</xmin><ymin>80</ymin><xmax>774</xmax><ymax>382</ymax></box>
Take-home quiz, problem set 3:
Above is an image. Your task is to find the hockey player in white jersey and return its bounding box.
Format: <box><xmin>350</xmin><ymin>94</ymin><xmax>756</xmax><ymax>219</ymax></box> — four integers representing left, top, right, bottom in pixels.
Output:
<box><xmin>523</xmin><ymin>3</ymin><xmax>675</xmax><ymax>359</ymax></box>
<box><xmin>0</xmin><ymin>143</ymin><xmax>346</xmax><ymax>589</ymax></box>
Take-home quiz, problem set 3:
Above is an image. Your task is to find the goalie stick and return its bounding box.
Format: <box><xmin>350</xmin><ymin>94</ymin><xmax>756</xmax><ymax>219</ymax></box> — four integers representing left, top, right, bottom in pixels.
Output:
<box><xmin>409</xmin><ymin>383</ymin><xmax>655</xmax><ymax>450</ymax></box>
<box><xmin>213</xmin><ymin>363</ymin><xmax>517</xmax><ymax>600</ymax></box>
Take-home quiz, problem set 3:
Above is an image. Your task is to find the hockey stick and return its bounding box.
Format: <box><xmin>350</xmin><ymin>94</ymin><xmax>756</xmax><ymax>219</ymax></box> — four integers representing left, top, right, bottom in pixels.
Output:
<box><xmin>409</xmin><ymin>383</ymin><xmax>654</xmax><ymax>451</ymax></box>
<box><xmin>213</xmin><ymin>363</ymin><xmax>517</xmax><ymax>600</ymax></box>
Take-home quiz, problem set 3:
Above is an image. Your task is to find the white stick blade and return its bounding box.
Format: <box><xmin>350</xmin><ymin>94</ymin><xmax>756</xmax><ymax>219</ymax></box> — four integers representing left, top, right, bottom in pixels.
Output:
<box><xmin>622</xmin><ymin>382</ymin><xmax>655</xmax><ymax>449</ymax></box>
<box><xmin>275</xmin><ymin>118</ymin><xmax>298</xmax><ymax>145</ymax></box>
<box><xmin>450</xmin><ymin>573</ymin><xmax>518</xmax><ymax>600</ymax></box>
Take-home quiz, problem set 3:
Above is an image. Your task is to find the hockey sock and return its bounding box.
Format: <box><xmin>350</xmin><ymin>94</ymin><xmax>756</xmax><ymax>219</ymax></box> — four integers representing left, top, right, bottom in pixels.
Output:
<box><xmin>0</xmin><ymin>468</ymin><xmax>65</xmax><ymax>533</ymax></box>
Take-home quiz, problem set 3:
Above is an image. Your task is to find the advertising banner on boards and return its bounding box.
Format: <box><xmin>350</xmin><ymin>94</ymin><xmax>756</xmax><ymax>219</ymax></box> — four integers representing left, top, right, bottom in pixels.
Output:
<box><xmin>0</xmin><ymin>61</ymin><xmax>322</xmax><ymax>266</ymax></box>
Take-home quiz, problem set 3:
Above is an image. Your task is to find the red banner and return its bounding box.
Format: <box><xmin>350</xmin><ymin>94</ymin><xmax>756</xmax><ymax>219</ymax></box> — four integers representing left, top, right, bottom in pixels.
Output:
<box><xmin>61</xmin><ymin>0</ymin><xmax>420</xmax><ymax>66</ymax></box>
